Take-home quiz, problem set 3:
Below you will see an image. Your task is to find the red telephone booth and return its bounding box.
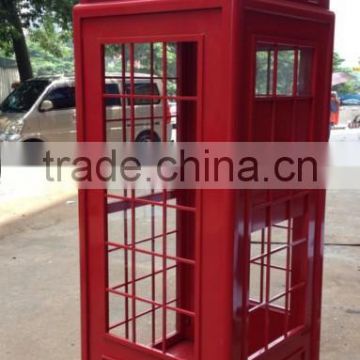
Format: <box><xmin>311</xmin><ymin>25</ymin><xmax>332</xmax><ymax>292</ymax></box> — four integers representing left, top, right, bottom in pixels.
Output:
<box><xmin>74</xmin><ymin>1</ymin><xmax>334</xmax><ymax>359</ymax></box>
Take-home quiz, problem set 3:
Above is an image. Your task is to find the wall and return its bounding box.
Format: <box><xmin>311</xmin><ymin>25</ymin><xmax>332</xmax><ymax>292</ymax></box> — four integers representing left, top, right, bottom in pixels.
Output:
<box><xmin>0</xmin><ymin>58</ymin><xmax>19</xmax><ymax>103</ymax></box>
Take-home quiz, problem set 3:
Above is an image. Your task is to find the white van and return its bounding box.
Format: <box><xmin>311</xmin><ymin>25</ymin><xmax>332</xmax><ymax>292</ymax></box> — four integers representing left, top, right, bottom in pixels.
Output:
<box><xmin>0</xmin><ymin>75</ymin><xmax>171</xmax><ymax>142</ymax></box>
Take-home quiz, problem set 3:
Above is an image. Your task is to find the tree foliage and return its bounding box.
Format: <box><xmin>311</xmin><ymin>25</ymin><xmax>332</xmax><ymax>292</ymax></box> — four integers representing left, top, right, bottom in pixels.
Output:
<box><xmin>105</xmin><ymin>43</ymin><xmax>177</xmax><ymax>76</ymax></box>
<box><xmin>255</xmin><ymin>49</ymin><xmax>296</xmax><ymax>95</ymax></box>
<box><xmin>0</xmin><ymin>0</ymin><xmax>77</xmax><ymax>81</ymax></box>
<box><xmin>28</xmin><ymin>14</ymin><xmax>74</xmax><ymax>76</ymax></box>
<box><xmin>333</xmin><ymin>52</ymin><xmax>346</xmax><ymax>73</ymax></box>
<box><xmin>105</xmin><ymin>43</ymin><xmax>178</xmax><ymax>94</ymax></box>
<box><xmin>29</xmin><ymin>36</ymin><xmax>74</xmax><ymax>76</ymax></box>
<box><xmin>0</xmin><ymin>0</ymin><xmax>75</xmax><ymax>30</ymax></box>
<box><xmin>332</xmin><ymin>52</ymin><xmax>360</xmax><ymax>95</ymax></box>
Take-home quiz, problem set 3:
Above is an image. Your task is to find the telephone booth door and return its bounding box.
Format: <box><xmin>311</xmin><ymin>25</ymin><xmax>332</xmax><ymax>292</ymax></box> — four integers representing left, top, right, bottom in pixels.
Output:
<box><xmin>234</xmin><ymin>7</ymin><xmax>333</xmax><ymax>360</ymax></box>
<box><xmin>74</xmin><ymin>5</ymin><xmax>232</xmax><ymax>360</ymax></box>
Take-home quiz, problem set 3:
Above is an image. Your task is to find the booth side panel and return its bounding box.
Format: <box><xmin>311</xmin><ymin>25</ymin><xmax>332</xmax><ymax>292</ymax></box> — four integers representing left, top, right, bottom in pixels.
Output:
<box><xmin>74</xmin><ymin>8</ymin><xmax>88</xmax><ymax>359</ymax></box>
<box><xmin>309</xmin><ymin>14</ymin><xmax>334</xmax><ymax>360</ymax></box>
<box><xmin>234</xmin><ymin>4</ymin><xmax>334</xmax><ymax>360</ymax></box>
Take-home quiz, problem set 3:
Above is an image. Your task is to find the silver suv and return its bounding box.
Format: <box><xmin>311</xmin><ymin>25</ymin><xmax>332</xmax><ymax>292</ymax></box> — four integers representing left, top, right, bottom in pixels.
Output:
<box><xmin>0</xmin><ymin>75</ymin><xmax>170</xmax><ymax>142</ymax></box>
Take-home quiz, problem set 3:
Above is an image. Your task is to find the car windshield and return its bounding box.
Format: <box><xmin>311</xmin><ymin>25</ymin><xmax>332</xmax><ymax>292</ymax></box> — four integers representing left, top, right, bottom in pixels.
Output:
<box><xmin>0</xmin><ymin>80</ymin><xmax>50</xmax><ymax>113</ymax></box>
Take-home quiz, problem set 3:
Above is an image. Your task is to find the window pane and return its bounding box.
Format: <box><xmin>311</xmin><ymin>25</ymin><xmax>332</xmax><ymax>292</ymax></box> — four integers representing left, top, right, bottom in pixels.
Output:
<box><xmin>255</xmin><ymin>43</ymin><xmax>313</xmax><ymax>98</ymax></box>
<box><xmin>105</xmin><ymin>83</ymin><xmax>121</xmax><ymax>107</ymax></box>
<box><xmin>1</xmin><ymin>80</ymin><xmax>49</xmax><ymax>113</ymax></box>
<box><xmin>256</xmin><ymin>48</ymin><xmax>274</xmax><ymax>96</ymax></box>
<box><xmin>297</xmin><ymin>48</ymin><xmax>313</xmax><ymax>96</ymax></box>
<box><xmin>125</xmin><ymin>82</ymin><xmax>160</xmax><ymax>105</ymax></box>
<box><xmin>277</xmin><ymin>50</ymin><xmax>295</xmax><ymax>96</ymax></box>
<box><xmin>46</xmin><ymin>87</ymin><xmax>75</xmax><ymax>110</ymax></box>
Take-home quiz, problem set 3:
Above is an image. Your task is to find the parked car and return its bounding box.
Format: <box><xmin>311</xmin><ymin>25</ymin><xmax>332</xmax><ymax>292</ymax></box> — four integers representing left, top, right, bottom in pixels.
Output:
<box><xmin>0</xmin><ymin>75</ymin><xmax>171</xmax><ymax>142</ymax></box>
<box><xmin>339</xmin><ymin>94</ymin><xmax>360</xmax><ymax>127</ymax></box>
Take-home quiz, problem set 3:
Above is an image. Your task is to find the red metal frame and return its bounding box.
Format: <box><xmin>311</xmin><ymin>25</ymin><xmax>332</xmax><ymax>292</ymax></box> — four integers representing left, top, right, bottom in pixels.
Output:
<box><xmin>74</xmin><ymin>1</ymin><xmax>334</xmax><ymax>359</ymax></box>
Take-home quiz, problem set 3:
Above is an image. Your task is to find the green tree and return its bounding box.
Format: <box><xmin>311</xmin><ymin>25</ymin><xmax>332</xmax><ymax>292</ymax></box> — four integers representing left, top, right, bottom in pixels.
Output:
<box><xmin>105</xmin><ymin>43</ymin><xmax>178</xmax><ymax>95</ymax></box>
<box><xmin>255</xmin><ymin>49</ymin><xmax>295</xmax><ymax>95</ymax></box>
<box><xmin>332</xmin><ymin>52</ymin><xmax>360</xmax><ymax>95</ymax></box>
<box><xmin>0</xmin><ymin>0</ymin><xmax>77</xmax><ymax>81</ymax></box>
<box><xmin>28</xmin><ymin>36</ymin><xmax>74</xmax><ymax>76</ymax></box>
<box><xmin>29</xmin><ymin>15</ymin><xmax>74</xmax><ymax>76</ymax></box>
<box><xmin>333</xmin><ymin>52</ymin><xmax>346</xmax><ymax>72</ymax></box>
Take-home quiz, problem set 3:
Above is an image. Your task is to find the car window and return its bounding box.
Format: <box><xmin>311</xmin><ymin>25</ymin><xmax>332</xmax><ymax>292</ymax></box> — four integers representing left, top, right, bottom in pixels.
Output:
<box><xmin>341</xmin><ymin>98</ymin><xmax>360</xmax><ymax>106</ymax></box>
<box><xmin>124</xmin><ymin>82</ymin><xmax>160</xmax><ymax>105</ymax></box>
<box><xmin>105</xmin><ymin>83</ymin><xmax>121</xmax><ymax>106</ymax></box>
<box><xmin>45</xmin><ymin>86</ymin><xmax>75</xmax><ymax>110</ymax></box>
<box><xmin>1</xmin><ymin>80</ymin><xmax>50</xmax><ymax>113</ymax></box>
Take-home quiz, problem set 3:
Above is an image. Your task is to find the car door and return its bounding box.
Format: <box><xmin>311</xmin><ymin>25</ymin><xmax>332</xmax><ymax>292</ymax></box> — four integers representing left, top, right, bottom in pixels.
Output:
<box><xmin>124</xmin><ymin>80</ymin><xmax>163</xmax><ymax>141</ymax></box>
<box><xmin>39</xmin><ymin>84</ymin><xmax>76</xmax><ymax>141</ymax></box>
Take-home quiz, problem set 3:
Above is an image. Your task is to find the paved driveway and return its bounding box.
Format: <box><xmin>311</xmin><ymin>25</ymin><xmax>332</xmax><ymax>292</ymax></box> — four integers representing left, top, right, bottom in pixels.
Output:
<box><xmin>0</xmin><ymin>190</ymin><xmax>359</xmax><ymax>359</ymax></box>
<box><xmin>0</xmin><ymin>127</ymin><xmax>359</xmax><ymax>358</ymax></box>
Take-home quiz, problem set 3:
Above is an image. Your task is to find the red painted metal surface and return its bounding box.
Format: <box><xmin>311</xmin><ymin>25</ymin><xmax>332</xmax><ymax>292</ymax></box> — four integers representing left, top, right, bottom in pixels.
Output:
<box><xmin>74</xmin><ymin>0</ymin><xmax>334</xmax><ymax>359</ymax></box>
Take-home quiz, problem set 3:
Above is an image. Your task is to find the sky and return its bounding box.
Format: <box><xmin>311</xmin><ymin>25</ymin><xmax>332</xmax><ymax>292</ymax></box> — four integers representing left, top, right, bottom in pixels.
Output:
<box><xmin>331</xmin><ymin>0</ymin><xmax>360</xmax><ymax>67</ymax></box>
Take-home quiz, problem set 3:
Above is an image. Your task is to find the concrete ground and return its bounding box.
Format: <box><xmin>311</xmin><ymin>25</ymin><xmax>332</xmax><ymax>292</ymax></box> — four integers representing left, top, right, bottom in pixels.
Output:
<box><xmin>321</xmin><ymin>191</ymin><xmax>360</xmax><ymax>360</ymax></box>
<box><xmin>0</xmin><ymin>198</ymin><xmax>79</xmax><ymax>360</ymax></box>
<box><xmin>0</xmin><ymin>190</ymin><xmax>359</xmax><ymax>359</ymax></box>
<box><xmin>0</xmin><ymin>167</ymin><xmax>76</xmax><ymax>227</ymax></box>
<box><xmin>0</xmin><ymin>126</ymin><xmax>359</xmax><ymax>359</ymax></box>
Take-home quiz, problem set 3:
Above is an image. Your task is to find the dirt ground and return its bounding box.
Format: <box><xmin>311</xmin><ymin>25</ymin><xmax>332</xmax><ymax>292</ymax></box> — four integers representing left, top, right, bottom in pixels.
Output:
<box><xmin>0</xmin><ymin>190</ymin><xmax>359</xmax><ymax>359</ymax></box>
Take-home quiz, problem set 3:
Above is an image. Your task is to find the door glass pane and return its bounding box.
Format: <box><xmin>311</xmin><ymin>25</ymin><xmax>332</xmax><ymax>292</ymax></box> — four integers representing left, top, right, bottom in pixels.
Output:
<box><xmin>256</xmin><ymin>46</ymin><xmax>274</xmax><ymax>96</ymax></box>
<box><xmin>297</xmin><ymin>48</ymin><xmax>313</xmax><ymax>96</ymax></box>
<box><xmin>277</xmin><ymin>49</ymin><xmax>295</xmax><ymax>96</ymax></box>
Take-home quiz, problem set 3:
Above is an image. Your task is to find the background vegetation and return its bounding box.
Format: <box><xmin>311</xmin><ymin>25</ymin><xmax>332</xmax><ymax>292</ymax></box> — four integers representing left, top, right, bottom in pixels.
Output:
<box><xmin>333</xmin><ymin>52</ymin><xmax>360</xmax><ymax>95</ymax></box>
<box><xmin>0</xmin><ymin>0</ymin><xmax>76</xmax><ymax>80</ymax></box>
<box><xmin>0</xmin><ymin>1</ymin><xmax>359</xmax><ymax>97</ymax></box>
